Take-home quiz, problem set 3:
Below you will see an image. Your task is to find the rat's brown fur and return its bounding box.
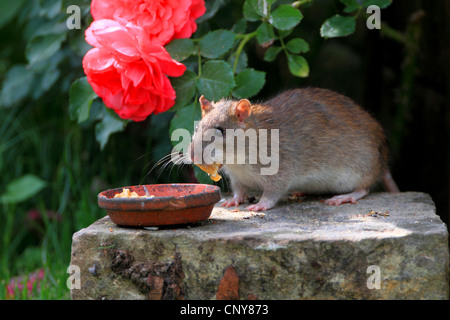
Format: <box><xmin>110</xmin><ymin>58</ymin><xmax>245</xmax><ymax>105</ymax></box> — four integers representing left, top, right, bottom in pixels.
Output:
<box><xmin>190</xmin><ymin>88</ymin><xmax>398</xmax><ymax>211</ymax></box>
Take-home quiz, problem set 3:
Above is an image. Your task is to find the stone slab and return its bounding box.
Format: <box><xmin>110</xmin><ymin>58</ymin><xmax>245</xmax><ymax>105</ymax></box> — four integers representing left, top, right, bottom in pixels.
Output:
<box><xmin>70</xmin><ymin>192</ymin><xmax>449</xmax><ymax>300</ymax></box>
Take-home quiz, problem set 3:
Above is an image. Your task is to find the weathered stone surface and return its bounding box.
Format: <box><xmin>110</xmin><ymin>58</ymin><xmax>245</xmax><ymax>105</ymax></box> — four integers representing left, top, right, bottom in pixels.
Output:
<box><xmin>70</xmin><ymin>192</ymin><xmax>449</xmax><ymax>300</ymax></box>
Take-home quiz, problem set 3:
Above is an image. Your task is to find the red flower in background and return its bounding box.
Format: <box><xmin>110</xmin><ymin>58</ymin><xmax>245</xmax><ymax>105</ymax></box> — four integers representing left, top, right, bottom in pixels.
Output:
<box><xmin>6</xmin><ymin>269</ymin><xmax>45</xmax><ymax>299</ymax></box>
<box><xmin>83</xmin><ymin>20</ymin><xmax>186</xmax><ymax>121</ymax></box>
<box><xmin>91</xmin><ymin>0</ymin><xmax>206</xmax><ymax>45</ymax></box>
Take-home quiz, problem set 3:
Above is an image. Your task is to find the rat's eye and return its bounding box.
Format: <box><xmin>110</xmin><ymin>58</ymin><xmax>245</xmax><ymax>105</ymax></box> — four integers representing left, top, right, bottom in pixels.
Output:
<box><xmin>215</xmin><ymin>127</ymin><xmax>225</xmax><ymax>135</ymax></box>
<box><xmin>194</xmin><ymin>125</ymin><xmax>199</xmax><ymax>132</ymax></box>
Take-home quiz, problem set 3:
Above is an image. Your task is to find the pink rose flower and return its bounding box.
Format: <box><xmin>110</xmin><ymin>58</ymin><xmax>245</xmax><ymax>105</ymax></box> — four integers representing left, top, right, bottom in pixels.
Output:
<box><xmin>91</xmin><ymin>0</ymin><xmax>206</xmax><ymax>45</ymax></box>
<box><xmin>82</xmin><ymin>19</ymin><xmax>186</xmax><ymax>121</ymax></box>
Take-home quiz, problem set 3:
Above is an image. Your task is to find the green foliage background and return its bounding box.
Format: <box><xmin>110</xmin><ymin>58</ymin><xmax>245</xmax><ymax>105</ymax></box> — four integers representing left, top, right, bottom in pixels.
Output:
<box><xmin>1</xmin><ymin>0</ymin><xmax>449</xmax><ymax>299</ymax></box>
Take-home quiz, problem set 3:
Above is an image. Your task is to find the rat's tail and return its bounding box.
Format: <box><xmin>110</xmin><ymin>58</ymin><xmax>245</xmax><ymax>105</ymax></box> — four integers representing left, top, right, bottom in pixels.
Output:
<box><xmin>383</xmin><ymin>170</ymin><xmax>400</xmax><ymax>193</ymax></box>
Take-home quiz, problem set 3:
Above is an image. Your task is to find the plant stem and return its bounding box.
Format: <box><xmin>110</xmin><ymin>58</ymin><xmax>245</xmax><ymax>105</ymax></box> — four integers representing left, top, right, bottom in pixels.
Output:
<box><xmin>277</xmin><ymin>29</ymin><xmax>289</xmax><ymax>57</ymax></box>
<box><xmin>380</xmin><ymin>22</ymin><xmax>407</xmax><ymax>45</ymax></box>
<box><xmin>233</xmin><ymin>31</ymin><xmax>257</xmax><ymax>74</ymax></box>
<box><xmin>197</xmin><ymin>49</ymin><xmax>202</xmax><ymax>77</ymax></box>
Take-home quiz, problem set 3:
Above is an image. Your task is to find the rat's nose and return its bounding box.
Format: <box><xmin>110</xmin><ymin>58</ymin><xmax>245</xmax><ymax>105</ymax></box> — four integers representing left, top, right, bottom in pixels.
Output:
<box><xmin>190</xmin><ymin>144</ymin><xmax>200</xmax><ymax>164</ymax></box>
<box><xmin>190</xmin><ymin>147</ymin><xmax>195</xmax><ymax>163</ymax></box>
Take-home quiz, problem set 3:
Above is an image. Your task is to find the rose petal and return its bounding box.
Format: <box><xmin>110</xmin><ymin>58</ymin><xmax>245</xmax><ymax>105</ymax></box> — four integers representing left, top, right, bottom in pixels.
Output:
<box><xmin>90</xmin><ymin>0</ymin><xmax>206</xmax><ymax>45</ymax></box>
<box><xmin>82</xmin><ymin>48</ymin><xmax>115</xmax><ymax>72</ymax></box>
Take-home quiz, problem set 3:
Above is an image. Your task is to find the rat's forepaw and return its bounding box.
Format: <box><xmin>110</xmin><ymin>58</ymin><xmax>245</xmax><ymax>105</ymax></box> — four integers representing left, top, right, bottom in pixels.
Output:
<box><xmin>221</xmin><ymin>195</ymin><xmax>245</xmax><ymax>207</ymax></box>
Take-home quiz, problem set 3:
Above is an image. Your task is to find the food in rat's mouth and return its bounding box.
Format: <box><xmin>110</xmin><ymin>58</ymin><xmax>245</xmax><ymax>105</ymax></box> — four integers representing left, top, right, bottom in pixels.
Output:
<box><xmin>114</xmin><ymin>188</ymin><xmax>155</xmax><ymax>198</ymax></box>
<box><xmin>196</xmin><ymin>163</ymin><xmax>222</xmax><ymax>181</ymax></box>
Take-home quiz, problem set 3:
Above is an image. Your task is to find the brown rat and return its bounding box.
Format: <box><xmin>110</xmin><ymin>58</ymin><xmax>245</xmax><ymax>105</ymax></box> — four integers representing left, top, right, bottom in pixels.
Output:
<box><xmin>188</xmin><ymin>87</ymin><xmax>399</xmax><ymax>211</ymax></box>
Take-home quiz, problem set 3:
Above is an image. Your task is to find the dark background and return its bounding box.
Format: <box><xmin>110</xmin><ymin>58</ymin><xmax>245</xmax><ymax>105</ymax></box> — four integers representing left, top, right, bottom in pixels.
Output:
<box><xmin>241</xmin><ymin>0</ymin><xmax>450</xmax><ymax>225</ymax></box>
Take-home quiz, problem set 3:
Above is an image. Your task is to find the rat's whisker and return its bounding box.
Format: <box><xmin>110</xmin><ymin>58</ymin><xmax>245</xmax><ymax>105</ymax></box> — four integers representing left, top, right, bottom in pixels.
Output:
<box><xmin>141</xmin><ymin>151</ymin><xmax>180</xmax><ymax>183</ymax></box>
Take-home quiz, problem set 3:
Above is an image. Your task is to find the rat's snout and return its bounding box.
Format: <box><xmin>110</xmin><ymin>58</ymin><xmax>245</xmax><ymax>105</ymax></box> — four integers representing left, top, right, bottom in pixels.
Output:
<box><xmin>189</xmin><ymin>128</ymin><xmax>223</xmax><ymax>164</ymax></box>
<box><xmin>188</xmin><ymin>142</ymin><xmax>194</xmax><ymax>162</ymax></box>
<box><xmin>189</xmin><ymin>143</ymin><xmax>196</xmax><ymax>163</ymax></box>
<box><xmin>189</xmin><ymin>141</ymin><xmax>202</xmax><ymax>164</ymax></box>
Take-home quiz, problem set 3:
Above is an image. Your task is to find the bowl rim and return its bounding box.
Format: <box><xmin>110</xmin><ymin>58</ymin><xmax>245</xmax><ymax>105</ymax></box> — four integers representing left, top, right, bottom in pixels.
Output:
<box><xmin>97</xmin><ymin>183</ymin><xmax>221</xmax><ymax>211</ymax></box>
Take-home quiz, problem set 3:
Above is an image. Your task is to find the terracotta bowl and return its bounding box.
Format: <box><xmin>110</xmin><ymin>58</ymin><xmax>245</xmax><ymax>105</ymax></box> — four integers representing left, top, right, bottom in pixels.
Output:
<box><xmin>98</xmin><ymin>184</ymin><xmax>221</xmax><ymax>227</ymax></box>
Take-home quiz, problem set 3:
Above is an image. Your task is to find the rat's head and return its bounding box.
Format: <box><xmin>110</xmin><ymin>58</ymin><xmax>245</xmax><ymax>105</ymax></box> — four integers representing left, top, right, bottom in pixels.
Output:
<box><xmin>188</xmin><ymin>95</ymin><xmax>252</xmax><ymax>164</ymax></box>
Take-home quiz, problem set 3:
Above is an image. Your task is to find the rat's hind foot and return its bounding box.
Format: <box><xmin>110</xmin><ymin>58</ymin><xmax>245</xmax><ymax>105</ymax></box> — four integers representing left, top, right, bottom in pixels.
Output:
<box><xmin>246</xmin><ymin>197</ymin><xmax>278</xmax><ymax>212</ymax></box>
<box><xmin>324</xmin><ymin>188</ymin><xmax>369</xmax><ymax>206</ymax></box>
<box><xmin>246</xmin><ymin>203</ymin><xmax>269</xmax><ymax>212</ymax></box>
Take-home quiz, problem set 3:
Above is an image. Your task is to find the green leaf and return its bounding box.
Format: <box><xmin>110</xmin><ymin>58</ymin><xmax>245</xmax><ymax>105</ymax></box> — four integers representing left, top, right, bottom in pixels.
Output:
<box><xmin>27</xmin><ymin>20</ymin><xmax>68</xmax><ymax>42</ymax></box>
<box><xmin>232</xmin><ymin>68</ymin><xmax>266</xmax><ymax>99</ymax></box>
<box><xmin>287</xmin><ymin>54</ymin><xmax>309</xmax><ymax>78</ymax></box>
<box><xmin>232</xmin><ymin>18</ymin><xmax>248</xmax><ymax>34</ymax></box>
<box><xmin>196</xmin><ymin>61</ymin><xmax>235</xmax><ymax>101</ymax></box>
<box><xmin>83</xmin><ymin>98</ymin><xmax>105</xmax><ymax>125</ymax></box>
<box><xmin>69</xmin><ymin>27</ymin><xmax>93</xmax><ymax>56</ymax></box>
<box><xmin>39</xmin><ymin>0</ymin><xmax>62</xmax><ymax>19</ymax></box>
<box><xmin>256</xmin><ymin>22</ymin><xmax>276</xmax><ymax>46</ymax></box>
<box><xmin>196</xmin><ymin>0</ymin><xmax>227</xmax><ymax>23</ymax></box>
<box><xmin>245</xmin><ymin>0</ymin><xmax>276</xmax><ymax>19</ymax></box>
<box><xmin>69</xmin><ymin>77</ymin><xmax>98</xmax><ymax>123</ymax></box>
<box><xmin>193</xmin><ymin>166</ymin><xmax>215</xmax><ymax>185</ymax></box>
<box><xmin>30</xmin><ymin>67</ymin><xmax>60</xmax><ymax>101</ymax></box>
<box><xmin>285</xmin><ymin>38</ymin><xmax>310</xmax><ymax>54</ymax></box>
<box><xmin>269</xmin><ymin>5</ymin><xmax>303</xmax><ymax>30</ymax></box>
<box><xmin>278</xmin><ymin>29</ymin><xmax>294</xmax><ymax>39</ymax></box>
<box><xmin>199</xmin><ymin>30</ymin><xmax>236</xmax><ymax>59</ymax></box>
<box><xmin>165</xmin><ymin>39</ymin><xmax>196</xmax><ymax>62</ymax></box>
<box><xmin>170</xmin><ymin>70</ymin><xmax>197</xmax><ymax>111</ymax></box>
<box><xmin>26</xmin><ymin>33</ymin><xmax>67</xmax><ymax>66</ymax></box>
<box><xmin>362</xmin><ymin>0</ymin><xmax>392</xmax><ymax>9</ymax></box>
<box><xmin>340</xmin><ymin>0</ymin><xmax>361</xmax><ymax>13</ymax></box>
<box><xmin>148</xmin><ymin>112</ymin><xmax>174</xmax><ymax>164</ymax></box>
<box><xmin>169</xmin><ymin>104</ymin><xmax>201</xmax><ymax>177</ymax></box>
<box><xmin>264</xmin><ymin>46</ymin><xmax>282</xmax><ymax>62</ymax></box>
<box><xmin>320</xmin><ymin>15</ymin><xmax>356</xmax><ymax>38</ymax></box>
<box><xmin>169</xmin><ymin>102</ymin><xmax>201</xmax><ymax>148</ymax></box>
<box><xmin>0</xmin><ymin>0</ymin><xmax>25</xmax><ymax>28</ymax></box>
<box><xmin>0</xmin><ymin>174</ymin><xmax>47</xmax><ymax>204</ymax></box>
<box><xmin>243</xmin><ymin>1</ymin><xmax>260</xmax><ymax>22</ymax></box>
<box><xmin>0</xmin><ymin>65</ymin><xmax>35</xmax><ymax>108</ymax></box>
<box><xmin>95</xmin><ymin>109</ymin><xmax>128</xmax><ymax>150</ymax></box>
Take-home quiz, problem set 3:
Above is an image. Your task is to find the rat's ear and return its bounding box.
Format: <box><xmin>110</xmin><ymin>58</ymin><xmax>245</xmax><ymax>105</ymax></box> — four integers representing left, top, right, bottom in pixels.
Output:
<box><xmin>235</xmin><ymin>99</ymin><xmax>252</xmax><ymax>122</ymax></box>
<box><xmin>199</xmin><ymin>95</ymin><xmax>212</xmax><ymax>116</ymax></box>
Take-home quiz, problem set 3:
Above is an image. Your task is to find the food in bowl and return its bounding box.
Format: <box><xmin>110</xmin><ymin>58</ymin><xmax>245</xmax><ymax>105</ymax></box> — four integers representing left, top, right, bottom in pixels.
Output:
<box><xmin>114</xmin><ymin>188</ymin><xmax>155</xmax><ymax>198</ymax></box>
